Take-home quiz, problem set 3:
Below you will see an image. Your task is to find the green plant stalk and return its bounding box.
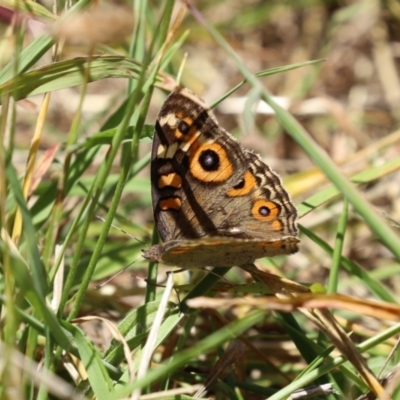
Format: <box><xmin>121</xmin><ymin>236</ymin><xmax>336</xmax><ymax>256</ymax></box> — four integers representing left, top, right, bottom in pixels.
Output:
<box><xmin>1</xmin><ymin>16</ymin><xmax>28</xmax><ymax>369</ymax></box>
<box><xmin>57</xmin><ymin>89</ymin><xmax>113</xmax><ymax>314</ymax></box>
<box><xmin>0</xmin><ymin>56</ymin><xmax>146</xmax><ymax>100</ymax></box>
<box><xmin>328</xmin><ymin>199</ymin><xmax>349</xmax><ymax>294</ymax></box>
<box><xmin>57</xmin><ymin>148</ymin><xmax>125</xmax><ymax>315</ymax></box>
<box><xmin>36</xmin><ymin>331</ymin><xmax>53</xmax><ymax>400</ymax></box>
<box><xmin>136</xmin><ymin>0</ymin><xmax>177</xmax><ymax>306</ymax></box>
<box><xmin>161</xmin><ymin>311</ymin><xmax>198</xmax><ymax>390</ymax></box>
<box><xmin>43</xmin><ymin>49</ymin><xmax>92</xmax><ymax>269</ymax></box>
<box><xmin>1</xmin><ymin>12</ymin><xmax>25</xmax><ymax>354</ymax></box>
<box><xmin>48</xmin><ymin>149</ymin><xmax>98</xmax><ymax>283</ymax></box>
<box><xmin>23</xmin><ymin>316</ymin><xmax>40</xmax><ymax>397</ymax></box>
<box><xmin>59</xmin><ymin>73</ymin><xmax>152</xmax><ymax>317</ymax></box>
<box><xmin>210</xmin><ymin>59</ymin><xmax>325</xmax><ymax>108</ymax></box>
<box><xmin>189</xmin><ymin>3</ymin><xmax>400</xmax><ymax>263</ymax></box>
<box><xmin>41</xmin><ymin>199</ymin><xmax>62</xmax><ymax>270</ymax></box>
<box><xmin>129</xmin><ymin>0</ymin><xmax>147</xmax><ymax>90</ymax></box>
<box><xmin>6</xmin><ymin>162</ymin><xmax>70</xmax><ymax>349</ymax></box>
<box><xmin>144</xmin><ymin>227</ymin><xmax>160</xmax><ymax>304</ymax></box>
<box><xmin>126</xmin><ymin>151</ymin><xmax>151</xmax><ymax>182</ymax></box>
<box><xmin>65</xmin><ymin>84</ymin><xmax>146</xmax><ymax>321</ymax></box>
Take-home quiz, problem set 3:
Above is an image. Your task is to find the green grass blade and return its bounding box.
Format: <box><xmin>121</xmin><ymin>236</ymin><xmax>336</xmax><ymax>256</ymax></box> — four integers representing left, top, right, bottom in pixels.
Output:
<box><xmin>71</xmin><ymin>323</ymin><xmax>114</xmax><ymax>397</ymax></box>
<box><xmin>0</xmin><ymin>55</ymin><xmax>151</xmax><ymax>100</ymax></box>
<box><xmin>300</xmin><ymin>225</ymin><xmax>397</xmax><ymax>303</ymax></box>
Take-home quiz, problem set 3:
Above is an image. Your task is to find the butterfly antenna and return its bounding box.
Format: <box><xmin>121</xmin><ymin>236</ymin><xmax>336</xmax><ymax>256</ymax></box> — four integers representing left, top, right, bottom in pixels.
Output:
<box><xmin>95</xmin><ymin>215</ymin><xmax>146</xmax><ymax>245</ymax></box>
<box><xmin>94</xmin><ymin>256</ymin><xmax>142</xmax><ymax>289</ymax></box>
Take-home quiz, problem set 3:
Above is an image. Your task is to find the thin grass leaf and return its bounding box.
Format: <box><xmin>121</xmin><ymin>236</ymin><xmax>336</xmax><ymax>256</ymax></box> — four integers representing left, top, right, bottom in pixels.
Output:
<box><xmin>297</xmin><ymin>149</ymin><xmax>400</xmax><ymax>218</ymax></box>
<box><xmin>66</xmin><ymin>126</ymin><xmax>153</xmax><ymax>154</ymax></box>
<box><xmin>71</xmin><ymin>323</ymin><xmax>114</xmax><ymax>398</ymax></box>
<box><xmin>210</xmin><ymin>59</ymin><xmax>325</xmax><ymax>108</ymax></box>
<box><xmin>6</xmin><ymin>162</ymin><xmax>71</xmax><ymax>348</ymax></box>
<box><xmin>0</xmin><ymin>55</ymin><xmax>151</xmax><ymax>101</ymax></box>
<box><xmin>328</xmin><ymin>199</ymin><xmax>349</xmax><ymax>294</ymax></box>
<box><xmin>300</xmin><ymin>226</ymin><xmax>397</xmax><ymax>303</ymax></box>
<box><xmin>103</xmin><ymin>300</ymin><xmax>176</xmax><ymax>363</ymax></box>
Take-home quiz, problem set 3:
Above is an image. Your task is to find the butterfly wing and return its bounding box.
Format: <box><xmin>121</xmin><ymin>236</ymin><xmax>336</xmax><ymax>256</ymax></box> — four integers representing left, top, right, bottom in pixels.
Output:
<box><xmin>147</xmin><ymin>88</ymin><xmax>299</xmax><ymax>268</ymax></box>
<box><xmin>143</xmin><ymin>236</ymin><xmax>299</xmax><ymax>268</ymax></box>
<box><xmin>219</xmin><ymin>151</ymin><xmax>298</xmax><ymax>241</ymax></box>
<box><xmin>151</xmin><ymin>88</ymin><xmax>248</xmax><ymax>242</ymax></box>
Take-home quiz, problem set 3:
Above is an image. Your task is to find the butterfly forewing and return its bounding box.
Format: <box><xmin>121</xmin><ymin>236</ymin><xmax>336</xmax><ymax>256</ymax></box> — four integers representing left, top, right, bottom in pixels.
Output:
<box><xmin>151</xmin><ymin>88</ymin><xmax>248</xmax><ymax>242</ymax></box>
<box><xmin>144</xmin><ymin>87</ymin><xmax>299</xmax><ymax>268</ymax></box>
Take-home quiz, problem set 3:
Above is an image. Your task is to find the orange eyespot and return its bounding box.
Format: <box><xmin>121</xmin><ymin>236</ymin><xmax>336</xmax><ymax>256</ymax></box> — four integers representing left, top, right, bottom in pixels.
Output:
<box><xmin>189</xmin><ymin>143</ymin><xmax>233</xmax><ymax>183</ymax></box>
<box><xmin>158</xmin><ymin>173</ymin><xmax>182</xmax><ymax>189</ymax></box>
<box><xmin>159</xmin><ymin>197</ymin><xmax>182</xmax><ymax>211</ymax></box>
<box><xmin>173</xmin><ymin>114</ymin><xmax>198</xmax><ymax>144</ymax></box>
<box><xmin>226</xmin><ymin>170</ymin><xmax>256</xmax><ymax>197</ymax></box>
<box><xmin>252</xmin><ymin>200</ymin><xmax>282</xmax><ymax>230</ymax></box>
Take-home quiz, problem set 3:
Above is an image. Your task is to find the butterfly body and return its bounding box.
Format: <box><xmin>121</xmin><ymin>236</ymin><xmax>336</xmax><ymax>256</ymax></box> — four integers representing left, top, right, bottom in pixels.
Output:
<box><xmin>142</xmin><ymin>88</ymin><xmax>299</xmax><ymax>268</ymax></box>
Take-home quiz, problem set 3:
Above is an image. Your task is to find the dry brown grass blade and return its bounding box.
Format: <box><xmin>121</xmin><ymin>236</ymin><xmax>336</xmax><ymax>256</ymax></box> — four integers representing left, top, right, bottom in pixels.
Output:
<box><xmin>11</xmin><ymin>92</ymin><xmax>51</xmax><ymax>244</ymax></box>
<box><xmin>139</xmin><ymin>385</ymin><xmax>204</xmax><ymax>400</ymax></box>
<box><xmin>187</xmin><ymin>293</ymin><xmax>400</xmax><ymax>322</ymax></box>
<box><xmin>356</xmin><ymin>363</ymin><xmax>400</xmax><ymax>400</ymax></box>
<box><xmin>205</xmin><ymin>265</ymin><xmax>389</xmax><ymax>398</ymax></box>
<box><xmin>241</xmin><ymin>265</ymin><xmax>310</xmax><ymax>294</ymax></box>
<box><xmin>28</xmin><ymin>144</ymin><xmax>60</xmax><ymax>196</ymax></box>
<box><xmin>310</xmin><ymin>308</ymin><xmax>386</xmax><ymax>398</ymax></box>
<box><xmin>73</xmin><ymin>316</ymin><xmax>135</xmax><ymax>382</ymax></box>
<box><xmin>194</xmin><ymin>340</ymin><xmax>246</xmax><ymax>398</ymax></box>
